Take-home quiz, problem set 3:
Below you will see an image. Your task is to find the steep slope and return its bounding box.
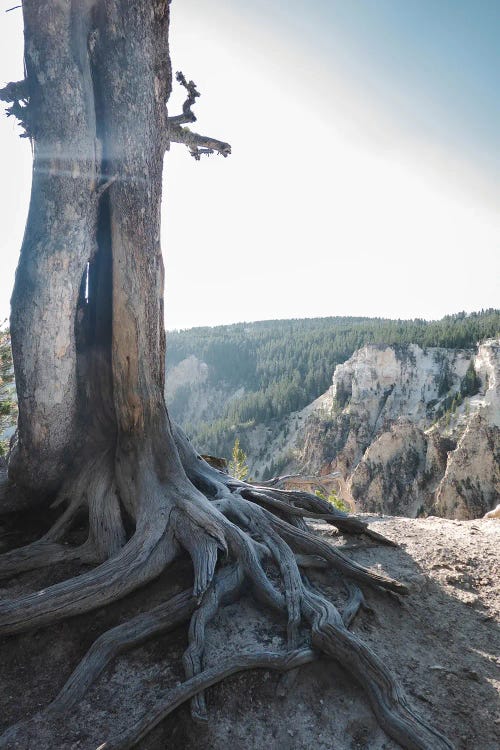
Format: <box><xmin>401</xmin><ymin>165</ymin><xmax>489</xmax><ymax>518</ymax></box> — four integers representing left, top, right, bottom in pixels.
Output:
<box><xmin>431</xmin><ymin>338</ymin><xmax>500</xmax><ymax>518</ymax></box>
<box><xmin>348</xmin><ymin>420</ymin><xmax>450</xmax><ymax>517</ymax></box>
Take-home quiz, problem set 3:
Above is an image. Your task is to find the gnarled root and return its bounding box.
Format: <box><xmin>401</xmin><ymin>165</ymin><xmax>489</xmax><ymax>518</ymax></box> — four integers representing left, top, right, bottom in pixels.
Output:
<box><xmin>0</xmin><ymin>538</ymin><xmax>94</xmax><ymax>581</ymax></box>
<box><xmin>304</xmin><ymin>589</ymin><xmax>454</xmax><ymax>750</ymax></box>
<box><xmin>182</xmin><ymin>564</ymin><xmax>245</xmax><ymax>720</ymax></box>
<box><xmin>50</xmin><ymin>587</ymin><xmax>197</xmax><ymax>715</ymax></box>
<box><xmin>217</xmin><ymin>494</ymin><xmax>406</xmax><ymax>595</ymax></box>
<box><xmin>103</xmin><ymin>649</ymin><xmax>317</xmax><ymax>750</ymax></box>
<box><xmin>342</xmin><ymin>581</ymin><xmax>370</xmax><ymax>628</ymax></box>
<box><xmin>0</xmin><ymin>451</ymin><xmax>125</xmax><ymax>580</ymax></box>
<box><xmin>172</xmin><ymin>422</ymin><xmax>396</xmax><ymax>546</ymax></box>
<box><xmin>0</xmin><ymin>525</ymin><xmax>172</xmax><ymax>635</ymax></box>
<box><xmin>0</xmin><ymin>431</ymin><xmax>453</xmax><ymax>750</ymax></box>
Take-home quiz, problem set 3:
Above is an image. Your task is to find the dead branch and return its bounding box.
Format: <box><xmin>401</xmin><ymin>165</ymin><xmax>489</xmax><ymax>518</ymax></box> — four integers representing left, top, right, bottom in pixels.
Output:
<box><xmin>0</xmin><ymin>79</ymin><xmax>30</xmax><ymax>137</ymax></box>
<box><xmin>167</xmin><ymin>122</ymin><xmax>231</xmax><ymax>159</ymax></box>
<box><xmin>167</xmin><ymin>71</ymin><xmax>200</xmax><ymax>125</ymax></box>
<box><xmin>165</xmin><ymin>72</ymin><xmax>231</xmax><ymax>158</ymax></box>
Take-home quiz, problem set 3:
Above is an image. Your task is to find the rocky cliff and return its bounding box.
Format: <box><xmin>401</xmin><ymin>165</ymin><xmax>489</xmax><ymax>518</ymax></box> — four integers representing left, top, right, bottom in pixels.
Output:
<box><xmin>293</xmin><ymin>340</ymin><xmax>500</xmax><ymax>519</ymax></box>
<box><xmin>166</xmin><ymin>340</ymin><xmax>499</xmax><ymax>519</ymax></box>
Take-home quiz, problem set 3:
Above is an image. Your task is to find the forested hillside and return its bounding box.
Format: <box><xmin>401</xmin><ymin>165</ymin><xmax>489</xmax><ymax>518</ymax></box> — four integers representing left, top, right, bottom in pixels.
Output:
<box><xmin>166</xmin><ymin>310</ymin><xmax>500</xmax><ymax>461</ymax></box>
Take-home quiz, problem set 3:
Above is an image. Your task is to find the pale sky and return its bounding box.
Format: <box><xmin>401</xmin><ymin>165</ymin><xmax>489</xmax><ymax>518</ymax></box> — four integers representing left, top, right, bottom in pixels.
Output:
<box><xmin>0</xmin><ymin>0</ymin><xmax>498</xmax><ymax>330</ymax></box>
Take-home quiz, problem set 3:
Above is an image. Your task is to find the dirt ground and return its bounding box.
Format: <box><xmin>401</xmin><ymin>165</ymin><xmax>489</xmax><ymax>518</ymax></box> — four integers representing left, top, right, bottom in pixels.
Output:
<box><xmin>0</xmin><ymin>514</ymin><xmax>498</xmax><ymax>749</ymax></box>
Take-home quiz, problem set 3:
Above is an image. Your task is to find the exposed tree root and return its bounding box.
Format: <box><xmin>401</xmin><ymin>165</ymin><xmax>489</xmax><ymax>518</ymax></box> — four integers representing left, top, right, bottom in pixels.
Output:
<box><xmin>251</xmin><ymin>486</ymin><xmax>397</xmax><ymax>546</ymax></box>
<box><xmin>101</xmin><ymin>649</ymin><xmax>318</xmax><ymax>750</ymax></box>
<box><xmin>182</xmin><ymin>564</ymin><xmax>245</xmax><ymax>720</ymax></box>
<box><xmin>0</xmin><ymin>538</ymin><xmax>94</xmax><ymax>581</ymax></box>
<box><xmin>0</xmin><ymin>452</ymin><xmax>123</xmax><ymax>579</ymax></box>
<box><xmin>49</xmin><ymin>587</ymin><xmax>197</xmax><ymax>716</ymax></box>
<box><xmin>341</xmin><ymin>581</ymin><xmax>370</xmax><ymax>628</ymax></box>
<box><xmin>172</xmin><ymin>423</ymin><xmax>395</xmax><ymax>545</ymax></box>
<box><xmin>0</xmin><ymin>434</ymin><xmax>454</xmax><ymax>750</ymax></box>
<box><xmin>0</xmin><ymin>490</ymin><xmax>90</xmax><ymax>579</ymax></box>
<box><xmin>217</xmin><ymin>494</ymin><xmax>407</xmax><ymax>595</ymax></box>
<box><xmin>0</xmin><ymin>526</ymin><xmax>170</xmax><ymax>635</ymax></box>
<box><xmin>303</xmin><ymin>589</ymin><xmax>453</xmax><ymax>750</ymax></box>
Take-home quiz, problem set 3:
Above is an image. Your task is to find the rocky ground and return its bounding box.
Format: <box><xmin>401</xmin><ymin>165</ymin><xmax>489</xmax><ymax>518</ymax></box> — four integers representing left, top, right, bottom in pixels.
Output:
<box><xmin>0</xmin><ymin>515</ymin><xmax>498</xmax><ymax>749</ymax></box>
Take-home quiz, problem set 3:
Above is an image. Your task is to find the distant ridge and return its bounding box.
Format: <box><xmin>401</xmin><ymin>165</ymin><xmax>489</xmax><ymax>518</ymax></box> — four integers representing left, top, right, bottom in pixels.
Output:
<box><xmin>166</xmin><ymin>309</ymin><xmax>500</xmax><ymax>462</ymax></box>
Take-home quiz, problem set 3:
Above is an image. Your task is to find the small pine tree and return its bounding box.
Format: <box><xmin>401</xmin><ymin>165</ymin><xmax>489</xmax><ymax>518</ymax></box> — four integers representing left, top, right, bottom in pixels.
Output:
<box><xmin>228</xmin><ymin>437</ymin><xmax>249</xmax><ymax>481</ymax></box>
<box><xmin>327</xmin><ymin>490</ymin><xmax>349</xmax><ymax>513</ymax></box>
<box><xmin>315</xmin><ymin>487</ymin><xmax>349</xmax><ymax>512</ymax></box>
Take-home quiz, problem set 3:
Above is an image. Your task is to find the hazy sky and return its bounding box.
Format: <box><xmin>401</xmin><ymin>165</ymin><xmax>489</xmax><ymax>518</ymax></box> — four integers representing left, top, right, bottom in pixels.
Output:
<box><xmin>0</xmin><ymin>0</ymin><xmax>498</xmax><ymax>330</ymax></box>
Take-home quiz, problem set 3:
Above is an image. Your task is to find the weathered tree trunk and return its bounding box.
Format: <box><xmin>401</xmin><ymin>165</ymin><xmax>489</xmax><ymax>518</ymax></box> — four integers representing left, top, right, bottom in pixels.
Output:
<box><xmin>9</xmin><ymin>0</ymin><xmax>99</xmax><ymax>495</ymax></box>
<box><xmin>0</xmin><ymin>3</ymin><xmax>454</xmax><ymax>749</ymax></box>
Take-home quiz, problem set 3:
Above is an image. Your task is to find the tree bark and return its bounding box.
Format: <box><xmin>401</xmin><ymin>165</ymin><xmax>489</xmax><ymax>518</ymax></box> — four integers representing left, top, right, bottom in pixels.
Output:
<box><xmin>8</xmin><ymin>0</ymin><xmax>183</xmax><ymax>508</ymax></box>
<box><xmin>9</xmin><ymin>0</ymin><xmax>99</xmax><ymax>495</ymax></box>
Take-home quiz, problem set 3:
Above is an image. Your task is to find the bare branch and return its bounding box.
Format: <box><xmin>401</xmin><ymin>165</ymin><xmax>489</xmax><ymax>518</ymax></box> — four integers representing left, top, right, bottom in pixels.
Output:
<box><xmin>257</xmin><ymin>472</ymin><xmax>341</xmax><ymax>488</ymax></box>
<box><xmin>0</xmin><ymin>79</ymin><xmax>31</xmax><ymax>137</ymax></box>
<box><xmin>165</xmin><ymin>71</ymin><xmax>231</xmax><ymax>159</ymax></box>
<box><xmin>0</xmin><ymin>80</ymin><xmax>28</xmax><ymax>105</ymax></box>
<box><xmin>168</xmin><ymin>122</ymin><xmax>231</xmax><ymax>160</ymax></box>
<box><xmin>167</xmin><ymin>71</ymin><xmax>199</xmax><ymax>126</ymax></box>
<box><xmin>95</xmin><ymin>174</ymin><xmax>118</xmax><ymax>197</ymax></box>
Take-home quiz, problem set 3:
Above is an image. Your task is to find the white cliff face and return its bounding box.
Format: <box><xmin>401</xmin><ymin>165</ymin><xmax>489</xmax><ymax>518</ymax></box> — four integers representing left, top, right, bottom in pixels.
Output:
<box><xmin>299</xmin><ymin>343</ymin><xmax>472</xmax><ymax>477</ymax></box>
<box><xmin>331</xmin><ymin>343</ymin><xmax>471</xmax><ymax>433</ymax></box>
<box><xmin>166</xmin><ymin>355</ymin><xmax>209</xmax><ymax>393</ymax></box>
<box><xmin>431</xmin><ymin>340</ymin><xmax>500</xmax><ymax>519</ymax></box>
<box><xmin>349</xmin><ymin>420</ymin><xmax>449</xmax><ymax>517</ymax></box>
<box><xmin>471</xmin><ymin>339</ymin><xmax>500</xmax><ymax>426</ymax></box>
<box><xmin>165</xmin><ymin>355</ymin><xmax>244</xmax><ymax>426</ymax></box>
<box><xmin>434</xmin><ymin>414</ymin><xmax>500</xmax><ymax>519</ymax></box>
<box><xmin>293</xmin><ymin>340</ymin><xmax>500</xmax><ymax>519</ymax></box>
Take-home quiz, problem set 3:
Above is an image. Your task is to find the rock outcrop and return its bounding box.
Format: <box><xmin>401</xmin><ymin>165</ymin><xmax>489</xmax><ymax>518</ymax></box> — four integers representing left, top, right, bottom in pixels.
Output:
<box><xmin>349</xmin><ymin>420</ymin><xmax>451</xmax><ymax>517</ymax></box>
<box><xmin>293</xmin><ymin>340</ymin><xmax>500</xmax><ymax>519</ymax></box>
<box><xmin>434</xmin><ymin>414</ymin><xmax>500</xmax><ymax>519</ymax></box>
<box><xmin>300</xmin><ymin>343</ymin><xmax>471</xmax><ymax>471</ymax></box>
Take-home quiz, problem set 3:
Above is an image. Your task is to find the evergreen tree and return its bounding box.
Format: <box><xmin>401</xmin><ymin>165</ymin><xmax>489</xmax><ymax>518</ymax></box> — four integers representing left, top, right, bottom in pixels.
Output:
<box><xmin>460</xmin><ymin>360</ymin><xmax>480</xmax><ymax>397</ymax></box>
<box><xmin>228</xmin><ymin>437</ymin><xmax>249</xmax><ymax>481</ymax></box>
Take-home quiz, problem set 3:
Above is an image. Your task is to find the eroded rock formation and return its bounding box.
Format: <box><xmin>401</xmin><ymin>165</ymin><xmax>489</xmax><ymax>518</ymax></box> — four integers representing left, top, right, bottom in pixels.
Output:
<box><xmin>295</xmin><ymin>340</ymin><xmax>500</xmax><ymax>519</ymax></box>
